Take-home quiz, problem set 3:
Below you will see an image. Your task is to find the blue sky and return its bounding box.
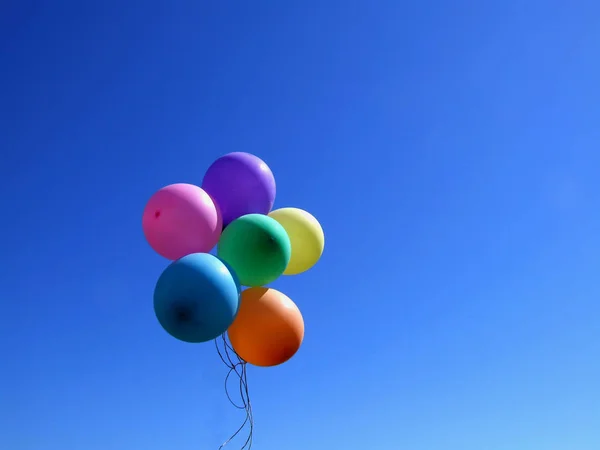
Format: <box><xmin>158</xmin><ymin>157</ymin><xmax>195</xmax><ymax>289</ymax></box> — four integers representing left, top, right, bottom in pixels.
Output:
<box><xmin>2</xmin><ymin>1</ymin><xmax>600</xmax><ymax>449</ymax></box>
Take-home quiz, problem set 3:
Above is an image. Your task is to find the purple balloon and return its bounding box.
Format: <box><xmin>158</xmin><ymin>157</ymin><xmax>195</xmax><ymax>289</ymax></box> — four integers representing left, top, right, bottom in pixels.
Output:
<box><xmin>201</xmin><ymin>152</ymin><xmax>276</xmax><ymax>226</ymax></box>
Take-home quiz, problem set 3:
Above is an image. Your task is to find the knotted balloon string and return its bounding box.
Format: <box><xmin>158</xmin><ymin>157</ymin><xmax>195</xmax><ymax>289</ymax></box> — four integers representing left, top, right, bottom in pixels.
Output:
<box><xmin>215</xmin><ymin>334</ymin><xmax>254</xmax><ymax>449</ymax></box>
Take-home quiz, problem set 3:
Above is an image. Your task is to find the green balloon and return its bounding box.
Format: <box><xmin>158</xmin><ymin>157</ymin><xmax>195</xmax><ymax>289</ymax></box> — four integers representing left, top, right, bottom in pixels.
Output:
<box><xmin>217</xmin><ymin>214</ymin><xmax>291</xmax><ymax>287</ymax></box>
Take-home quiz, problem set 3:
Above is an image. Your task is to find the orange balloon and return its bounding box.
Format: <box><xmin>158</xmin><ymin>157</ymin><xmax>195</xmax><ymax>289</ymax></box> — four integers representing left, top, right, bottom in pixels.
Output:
<box><xmin>227</xmin><ymin>287</ymin><xmax>304</xmax><ymax>367</ymax></box>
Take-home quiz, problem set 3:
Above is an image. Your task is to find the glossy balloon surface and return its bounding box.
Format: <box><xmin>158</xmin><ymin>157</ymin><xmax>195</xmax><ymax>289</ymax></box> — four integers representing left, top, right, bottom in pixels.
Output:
<box><xmin>153</xmin><ymin>253</ymin><xmax>240</xmax><ymax>343</ymax></box>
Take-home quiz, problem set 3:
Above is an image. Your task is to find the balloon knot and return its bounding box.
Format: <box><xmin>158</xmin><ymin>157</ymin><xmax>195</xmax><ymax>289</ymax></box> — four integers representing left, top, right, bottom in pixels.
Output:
<box><xmin>172</xmin><ymin>303</ymin><xmax>193</xmax><ymax>324</ymax></box>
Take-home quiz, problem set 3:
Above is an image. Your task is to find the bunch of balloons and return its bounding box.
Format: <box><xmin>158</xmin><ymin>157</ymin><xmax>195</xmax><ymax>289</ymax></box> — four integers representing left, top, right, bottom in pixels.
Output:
<box><xmin>142</xmin><ymin>152</ymin><xmax>325</xmax><ymax>368</ymax></box>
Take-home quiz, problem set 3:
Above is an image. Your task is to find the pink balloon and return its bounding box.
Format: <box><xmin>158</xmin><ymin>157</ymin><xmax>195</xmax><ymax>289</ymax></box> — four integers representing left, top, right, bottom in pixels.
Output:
<box><xmin>142</xmin><ymin>183</ymin><xmax>222</xmax><ymax>260</ymax></box>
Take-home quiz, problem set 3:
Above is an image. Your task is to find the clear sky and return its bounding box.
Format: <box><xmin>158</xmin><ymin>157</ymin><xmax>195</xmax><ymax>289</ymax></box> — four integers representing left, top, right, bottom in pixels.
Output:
<box><xmin>2</xmin><ymin>1</ymin><xmax>600</xmax><ymax>449</ymax></box>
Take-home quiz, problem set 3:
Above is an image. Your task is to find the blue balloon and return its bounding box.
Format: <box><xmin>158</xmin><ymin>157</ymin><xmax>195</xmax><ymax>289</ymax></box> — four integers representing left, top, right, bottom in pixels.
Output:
<box><xmin>153</xmin><ymin>253</ymin><xmax>241</xmax><ymax>343</ymax></box>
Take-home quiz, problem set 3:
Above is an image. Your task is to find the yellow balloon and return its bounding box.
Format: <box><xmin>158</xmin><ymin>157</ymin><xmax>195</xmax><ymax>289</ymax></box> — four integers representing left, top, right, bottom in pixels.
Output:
<box><xmin>268</xmin><ymin>207</ymin><xmax>324</xmax><ymax>275</ymax></box>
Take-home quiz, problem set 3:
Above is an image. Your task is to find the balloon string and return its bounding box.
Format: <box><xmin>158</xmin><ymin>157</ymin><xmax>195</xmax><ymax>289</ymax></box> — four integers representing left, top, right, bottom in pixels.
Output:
<box><xmin>215</xmin><ymin>334</ymin><xmax>254</xmax><ymax>450</ymax></box>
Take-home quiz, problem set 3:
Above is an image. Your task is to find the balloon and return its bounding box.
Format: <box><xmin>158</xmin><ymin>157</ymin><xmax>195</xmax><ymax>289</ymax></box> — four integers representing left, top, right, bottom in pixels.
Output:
<box><xmin>217</xmin><ymin>214</ymin><xmax>291</xmax><ymax>287</ymax></box>
<box><xmin>201</xmin><ymin>152</ymin><xmax>276</xmax><ymax>226</ymax></box>
<box><xmin>153</xmin><ymin>253</ymin><xmax>241</xmax><ymax>343</ymax></box>
<box><xmin>142</xmin><ymin>183</ymin><xmax>222</xmax><ymax>260</ymax></box>
<box><xmin>227</xmin><ymin>287</ymin><xmax>304</xmax><ymax>367</ymax></box>
<box><xmin>268</xmin><ymin>207</ymin><xmax>324</xmax><ymax>275</ymax></box>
